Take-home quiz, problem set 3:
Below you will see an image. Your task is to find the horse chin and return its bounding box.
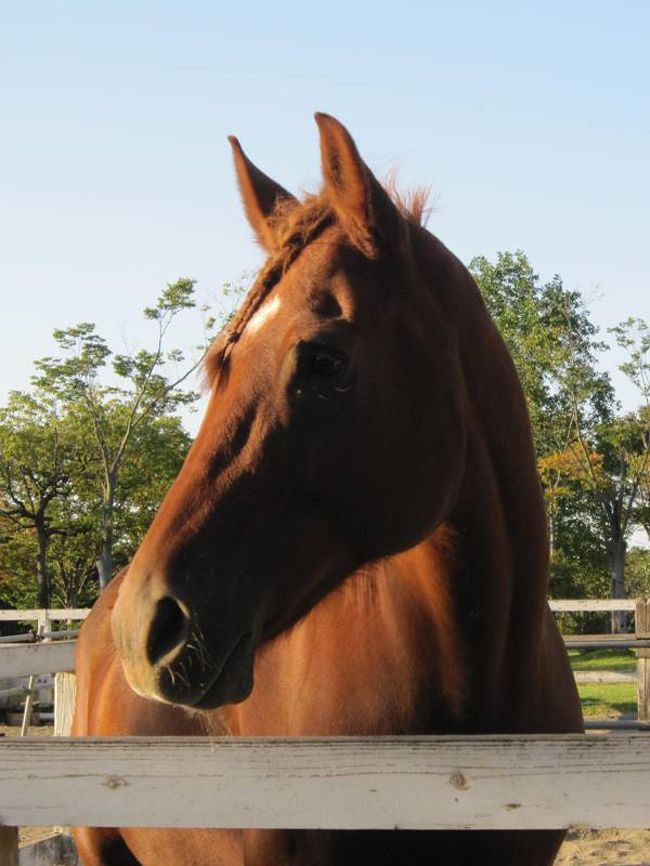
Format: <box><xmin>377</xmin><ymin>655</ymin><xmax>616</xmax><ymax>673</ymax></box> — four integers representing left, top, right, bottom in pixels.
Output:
<box><xmin>192</xmin><ymin>663</ymin><xmax>254</xmax><ymax>709</ymax></box>
<box><xmin>159</xmin><ymin>631</ymin><xmax>255</xmax><ymax>710</ymax></box>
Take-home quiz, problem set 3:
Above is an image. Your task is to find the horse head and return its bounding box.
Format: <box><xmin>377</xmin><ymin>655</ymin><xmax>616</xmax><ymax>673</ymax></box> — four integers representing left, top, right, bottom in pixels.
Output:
<box><xmin>111</xmin><ymin>115</ymin><xmax>492</xmax><ymax>709</ymax></box>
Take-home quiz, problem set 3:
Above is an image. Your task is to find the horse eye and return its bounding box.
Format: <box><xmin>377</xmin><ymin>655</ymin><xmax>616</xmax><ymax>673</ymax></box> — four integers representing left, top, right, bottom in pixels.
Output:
<box><xmin>310</xmin><ymin>352</ymin><xmax>344</xmax><ymax>376</ymax></box>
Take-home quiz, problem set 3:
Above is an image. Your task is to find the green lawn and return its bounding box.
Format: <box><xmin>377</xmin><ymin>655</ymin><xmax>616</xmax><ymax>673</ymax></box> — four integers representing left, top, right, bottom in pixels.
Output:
<box><xmin>568</xmin><ymin>649</ymin><xmax>638</xmax><ymax>718</ymax></box>
<box><xmin>577</xmin><ymin>682</ymin><xmax>638</xmax><ymax>718</ymax></box>
<box><xmin>568</xmin><ymin>648</ymin><xmax>635</xmax><ymax>673</ymax></box>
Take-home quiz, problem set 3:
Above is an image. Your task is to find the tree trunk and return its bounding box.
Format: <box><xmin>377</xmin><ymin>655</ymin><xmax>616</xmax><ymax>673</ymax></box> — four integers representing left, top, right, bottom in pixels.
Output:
<box><xmin>548</xmin><ymin>505</ymin><xmax>555</xmax><ymax>560</ymax></box>
<box><xmin>35</xmin><ymin>515</ymin><xmax>50</xmax><ymax>609</ymax></box>
<box><xmin>609</xmin><ymin>538</ymin><xmax>628</xmax><ymax>634</ymax></box>
<box><xmin>97</xmin><ymin>480</ymin><xmax>116</xmax><ymax>591</ymax></box>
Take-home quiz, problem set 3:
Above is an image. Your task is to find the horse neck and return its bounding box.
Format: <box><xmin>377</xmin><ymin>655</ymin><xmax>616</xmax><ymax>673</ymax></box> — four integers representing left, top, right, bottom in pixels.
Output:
<box><xmin>227</xmin><ymin>247</ymin><xmax>552</xmax><ymax>737</ymax></box>
<box><xmin>443</xmin><ymin>270</ymin><xmax>551</xmax><ymax>728</ymax></box>
<box><xmin>225</xmin><ymin>526</ymin><xmax>466</xmax><ymax>737</ymax></box>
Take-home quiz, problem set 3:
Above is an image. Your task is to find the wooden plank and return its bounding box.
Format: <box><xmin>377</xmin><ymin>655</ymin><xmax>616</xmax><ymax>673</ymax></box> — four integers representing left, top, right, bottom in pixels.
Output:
<box><xmin>1</xmin><ymin>735</ymin><xmax>650</xmax><ymax>830</ymax></box>
<box><xmin>0</xmin><ymin>687</ymin><xmax>26</xmax><ymax>700</ymax></box>
<box><xmin>573</xmin><ymin>671</ymin><xmax>635</xmax><ymax>684</ymax></box>
<box><xmin>0</xmin><ymin>631</ymin><xmax>78</xmax><ymax>642</ymax></box>
<box><xmin>18</xmin><ymin>833</ymin><xmax>78</xmax><ymax>866</ymax></box>
<box><xmin>0</xmin><ymin>827</ymin><xmax>18</xmax><ymax>866</ymax></box>
<box><xmin>20</xmin><ymin>676</ymin><xmax>37</xmax><ymax>737</ymax></box>
<box><xmin>3</xmin><ymin>600</ymin><xmax>629</xmax><ymax>618</ymax></box>
<box><xmin>564</xmin><ymin>637</ymin><xmax>650</xmax><ymax>650</ymax></box>
<box><xmin>636</xmin><ymin>599</ymin><xmax>650</xmax><ymax>722</ymax></box>
<box><xmin>0</xmin><ymin>642</ymin><xmax>76</xmax><ymax>678</ymax></box>
<box><xmin>565</xmin><ymin>633</ymin><xmax>639</xmax><ymax>642</ymax></box>
<box><xmin>584</xmin><ymin>720</ymin><xmax>650</xmax><ymax>730</ymax></box>
<box><xmin>550</xmin><ymin>599</ymin><xmax>637</xmax><ymax>612</ymax></box>
<box><xmin>54</xmin><ymin>673</ymin><xmax>76</xmax><ymax>737</ymax></box>
<box><xmin>36</xmin><ymin>612</ymin><xmax>49</xmax><ymax>635</ymax></box>
<box><xmin>0</xmin><ymin>610</ymin><xmax>89</xmax><ymax>623</ymax></box>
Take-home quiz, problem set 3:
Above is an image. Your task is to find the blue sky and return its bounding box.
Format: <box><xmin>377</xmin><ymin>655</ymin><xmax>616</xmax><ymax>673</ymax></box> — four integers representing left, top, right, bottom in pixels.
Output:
<box><xmin>1</xmin><ymin>1</ymin><xmax>648</xmax><ymax>423</ymax></box>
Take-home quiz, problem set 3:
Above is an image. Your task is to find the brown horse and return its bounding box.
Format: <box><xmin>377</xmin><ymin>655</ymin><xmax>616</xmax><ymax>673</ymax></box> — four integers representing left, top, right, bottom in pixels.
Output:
<box><xmin>72</xmin><ymin>114</ymin><xmax>583</xmax><ymax>866</ymax></box>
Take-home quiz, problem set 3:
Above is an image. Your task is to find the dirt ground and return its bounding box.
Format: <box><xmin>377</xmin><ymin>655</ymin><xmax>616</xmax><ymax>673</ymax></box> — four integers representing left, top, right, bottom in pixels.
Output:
<box><xmin>3</xmin><ymin>723</ymin><xmax>650</xmax><ymax>863</ymax></box>
<box><xmin>557</xmin><ymin>828</ymin><xmax>650</xmax><ymax>865</ymax></box>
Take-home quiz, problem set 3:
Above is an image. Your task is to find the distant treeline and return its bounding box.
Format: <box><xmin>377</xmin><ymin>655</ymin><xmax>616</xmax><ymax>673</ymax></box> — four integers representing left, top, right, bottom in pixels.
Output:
<box><xmin>1</xmin><ymin>256</ymin><xmax>648</xmax><ymax>611</ymax></box>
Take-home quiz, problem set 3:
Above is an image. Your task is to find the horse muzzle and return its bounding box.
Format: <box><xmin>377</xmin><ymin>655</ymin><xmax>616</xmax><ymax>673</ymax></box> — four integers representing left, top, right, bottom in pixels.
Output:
<box><xmin>111</xmin><ymin>582</ymin><xmax>255</xmax><ymax>708</ymax></box>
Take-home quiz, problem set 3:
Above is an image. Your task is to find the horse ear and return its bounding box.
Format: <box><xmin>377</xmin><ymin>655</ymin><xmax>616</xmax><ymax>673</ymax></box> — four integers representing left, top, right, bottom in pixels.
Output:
<box><xmin>315</xmin><ymin>113</ymin><xmax>401</xmax><ymax>257</ymax></box>
<box><xmin>228</xmin><ymin>136</ymin><xmax>296</xmax><ymax>251</ymax></box>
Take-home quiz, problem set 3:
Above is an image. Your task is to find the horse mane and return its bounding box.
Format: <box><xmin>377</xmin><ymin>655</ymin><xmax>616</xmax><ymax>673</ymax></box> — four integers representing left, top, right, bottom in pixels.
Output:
<box><xmin>204</xmin><ymin>182</ymin><xmax>430</xmax><ymax>387</ymax></box>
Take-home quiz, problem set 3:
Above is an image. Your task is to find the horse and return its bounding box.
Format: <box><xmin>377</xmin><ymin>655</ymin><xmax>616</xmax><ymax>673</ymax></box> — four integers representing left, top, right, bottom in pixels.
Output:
<box><xmin>72</xmin><ymin>113</ymin><xmax>583</xmax><ymax>866</ymax></box>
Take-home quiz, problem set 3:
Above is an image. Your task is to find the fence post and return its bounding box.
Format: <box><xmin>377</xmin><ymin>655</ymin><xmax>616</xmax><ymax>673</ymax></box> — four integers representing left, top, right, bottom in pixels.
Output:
<box><xmin>19</xmin><ymin>674</ymin><xmax>37</xmax><ymax>736</ymax></box>
<box><xmin>0</xmin><ymin>827</ymin><xmax>18</xmax><ymax>866</ymax></box>
<box><xmin>635</xmin><ymin>598</ymin><xmax>650</xmax><ymax>722</ymax></box>
<box><xmin>54</xmin><ymin>672</ymin><xmax>76</xmax><ymax>736</ymax></box>
<box><xmin>36</xmin><ymin>610</ymin><xmax>51</xmax><ymax>635</ymax></box>
<box><xmin>19</xmin><ymin>619</ymin><xmax>46</xmax><ymax>736</ymax></box>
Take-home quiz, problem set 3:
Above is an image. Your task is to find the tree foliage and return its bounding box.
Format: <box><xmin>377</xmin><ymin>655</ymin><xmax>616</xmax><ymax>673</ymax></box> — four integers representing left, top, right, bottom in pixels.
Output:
<box><xmin>0</xmin><ymin>259</ymin><xmax>646</xmax><ymax>617</ymax></box>
<box><xmin>0</xmin><ymin>392</ymin><xmax>82</xmax><ymax>606</ymax></box>
<box><xmin>30</xmin><ymin>278</ymin><xmax>213</xmax><ymax>589</ymax></box>
<box><xmin>0</xmin><ymin>278</ymin><xmax>219</xmax><ymax>607</ymax></box>
<box><xmin>471</xmin><ymin>252</ymin><xmax>649</xmax><ymax>614</ymax></box>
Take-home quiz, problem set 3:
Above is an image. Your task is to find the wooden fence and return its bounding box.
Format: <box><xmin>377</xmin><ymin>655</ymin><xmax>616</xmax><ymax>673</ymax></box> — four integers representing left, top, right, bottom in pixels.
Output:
<box><xmin>1</xmin><ymin>734</ymin><xmax>650</xmax><ymax>866</ymax></box>
<box><xmin>1</xmin><ymin>600</ymin><xmax>649</xmax><ymax>734</ymax></box>
<box><xmin>1</xmin><ymin>601</ymin><xmax>649</xmax><ymax>864</ymax></box>
<box><xmin>2</xmin><ymin>735</ymin><xmax>650</xmax><ymax>830</ymax></box>
<box><xmin>0</xmin><ymin>610</ymin><xmax>87</xmax><ymax>747</ymax></box>
<box><xmin>549</xmin><ymin>597</ymin><xmax>650</xmax><ymax>724</ymax></box>
<box><xmin>0</xmin><ymin>609</ymin><xmax>89</xmax><ymax>631</ymax></box>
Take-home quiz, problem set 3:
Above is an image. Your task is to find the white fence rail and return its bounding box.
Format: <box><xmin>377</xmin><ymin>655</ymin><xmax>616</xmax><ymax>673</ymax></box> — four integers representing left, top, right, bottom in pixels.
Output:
<box><xmin>3</xmin><ymin>602</ymin><xmax>626</xmax><ymax>617</ymax></box>
<box><xmin>548</xmin><ymin>599</ymin><xmax>637</xmax><ymax>612</ymax></box>
<box><xmin>551</xmin><ymin>597</ymin><xmax>650</xmax><ymax>724</ymax></box>
<box><xmin>1</xmin><ymin>735</ymin><xmax>650</xmax><ymax>831</ymax></box>
<box><xmin>0</xmin><ymin>599</ymin><xmax>647</xmax><ymax>728</ymax></box>
<box><xmin>0</xmin><ymin>630</ymin><xmax>80</xmax><ymax>645</ymax></box>
<box><xmin>0</xmin><ymin>609</ymin><xmax>90</xmax><ymax>623</ymax></box>
<box><xmin>0</xmin><ymin>641</ymin><xmax>76</xmax><ymax>679</ymax></box>
<box><xmin>0</xmin><ymin>601</ymin><xmax>649</xmax><ymax>863</ymax></box>
<box><xmin>0</xmin><ymin>612</ymin><xmax>84</xmax><ymax>740</ymax></box>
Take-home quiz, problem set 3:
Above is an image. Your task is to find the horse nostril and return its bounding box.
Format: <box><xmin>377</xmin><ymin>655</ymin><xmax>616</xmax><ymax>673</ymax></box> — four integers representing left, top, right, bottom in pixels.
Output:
<box><xmin>146</xmin><ymin>596</ymin><xmax>191</xmax><ymax>666</ymax></box>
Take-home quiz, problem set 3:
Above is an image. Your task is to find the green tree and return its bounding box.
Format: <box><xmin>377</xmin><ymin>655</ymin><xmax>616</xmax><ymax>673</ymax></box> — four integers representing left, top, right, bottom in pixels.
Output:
<box><xmin>31</xmin><ymin>278</ymin><xmax>213</xmax><ymax>588</ymax></box>
<box><xmin>110</xmin><ymin>413</ymin><xmax>191</xmax><ymax>562</ymax></box>
<box><xmin>0</xmin><ymin>392</ymin><xmax>82</xmax><ymax>607</ymax></box>
<box><xmin>0</xmin><ymin>405</ymin><xmax>192</xmax><ymax>608</ymax></box>
<box><xmin>470</xmin><ymin>252</ymin><xmax>615</xmax><ymax>599</ymax></box>
<box><xmin>470</xmin><ymin>251</ymin><xmax>554</xmax><ymax>450</ymax></box>
<box><xmin>610</xmin><ymin>318</ymin><xmax>650</xmax><ymax>544</ymax></box>
<box><xmin>472</xmin><ymin>253</ymin><xmax>649</xmax><ymax>625</ymax></box>
<box><xmin>470</xmin><ymin>251</ymin><xmax>614</xmax><ymax>461</ymax></box>
<box><xmin>559</xmin><ymin>318</ymin><xmax>650</xmax><ymax>626</ymax></box>
<box><xmin>627</xmin><ymin>547</ymin><xmax>650</xmax><ymax>598</ymax></box>
<box><xmin>51</xmin><ymin>411</ymin><xmax>191</xmax><ymax>606</ymax></box>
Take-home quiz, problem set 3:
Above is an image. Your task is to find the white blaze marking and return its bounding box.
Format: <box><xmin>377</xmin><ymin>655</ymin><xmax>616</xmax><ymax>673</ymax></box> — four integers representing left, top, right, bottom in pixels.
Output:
<box><xmin>245</xmin><ymin>295</ymin><xmax>282</xmax><ymax>336</ymax></box>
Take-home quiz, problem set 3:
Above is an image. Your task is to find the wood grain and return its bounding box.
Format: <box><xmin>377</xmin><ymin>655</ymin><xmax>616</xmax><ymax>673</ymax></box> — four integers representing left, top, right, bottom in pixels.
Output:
<box><xmin>0</xmin><ymin>642</ymin><xmax>76</xmax><ymax>678</ymax></box>
<box><xmin>1</xmin><ymin>736</ymin><xmax>650</xmax><ymax>831</ymax></box>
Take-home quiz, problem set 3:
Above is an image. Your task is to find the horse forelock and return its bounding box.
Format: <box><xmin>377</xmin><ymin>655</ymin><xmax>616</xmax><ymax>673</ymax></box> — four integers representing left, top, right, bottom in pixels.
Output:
<box><xmin>203</xmin><ymin>182</ymin><xmax>431</xmax><ymax>389</ymax></box>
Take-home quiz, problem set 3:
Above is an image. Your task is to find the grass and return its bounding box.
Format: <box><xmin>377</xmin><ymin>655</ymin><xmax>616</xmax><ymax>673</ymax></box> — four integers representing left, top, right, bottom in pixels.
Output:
<box><xmin>577</xmin><ymin>683</ymin><xmax>638</xmax><ymax>718</ymax></box>
<box><xmin>568</xmin><ymin>648</ymin><xmax>635</xmax><ymax>673</ymax></box>
<box><xmin>568</xmin><ymin>649</ymin><xmax>638</xmax><ymax>718</ymax></box>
